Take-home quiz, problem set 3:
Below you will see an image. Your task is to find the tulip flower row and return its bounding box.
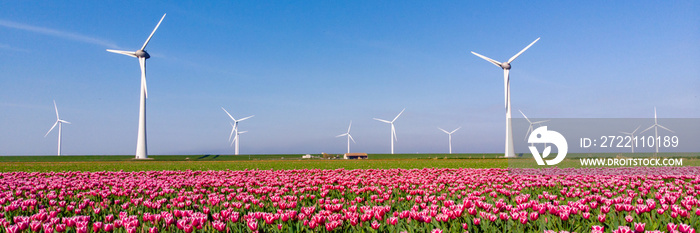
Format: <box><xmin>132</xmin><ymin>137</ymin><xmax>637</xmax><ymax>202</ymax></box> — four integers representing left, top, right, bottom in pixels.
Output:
<box><xmin>0</xmin><ymin>167</ymin><xmax>699</xmax><ymax>232</ymax></box>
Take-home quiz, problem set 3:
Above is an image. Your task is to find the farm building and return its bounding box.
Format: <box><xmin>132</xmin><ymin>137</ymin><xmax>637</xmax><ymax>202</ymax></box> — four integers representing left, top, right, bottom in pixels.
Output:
<box><xmin>344</xmin><ymin>153</ymin><xmax>368</xmax><ymax>159</ymax></box>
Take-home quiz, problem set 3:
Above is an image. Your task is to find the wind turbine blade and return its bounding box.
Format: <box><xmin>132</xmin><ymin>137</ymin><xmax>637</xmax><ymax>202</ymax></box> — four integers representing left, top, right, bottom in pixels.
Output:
<box><xmin>238</xmin><ymin>115</ymin><xmax>255</xmax><ymax>122</ymax></box>
<box><xmin>392</xmin><ymin>124</ymin><xmax>397</xmax><ymax>142</ymax></box>
<box><xmin>221</xmin><ymin>107</ymin><xmax>237</xmax><ymax>121</ymax></box>
<box><xmin>450</xmin><ymin>127</ymin><xmax>461</xmax><ymax>134</ymax></box>
<box><xmin>141</xmin><ymin>14</ymin><xmax>166</xmax><ymax>51</ymax></box>
<box><xmin>524</xmin><ymin>126</ymin><xmax>533</xmax><ymax>141</ymax></box>
<box><xmin>518</xmin><ymin>110</ymin><xmax>532</xmax><ymax>124</ymax></box>
<box><xmin>348</xmin><ymin>134</ymin><xmax>356</xmax><ymax>143</ymax></box>
<box><xmin>640</xmin><ymin>125</ymin><xmax>655</xmax><ymax>134</ymax></box>
<box><xmin>336</xmin><ymin>133</ymin><xmax>348</xmax><ymax>138</ymax></box>
<box><xmin>471</xmin><ymin>51</ymin><xmax>502</xmax><ymax>68</ymax></box>
<box><xmin>657</xmin><ymin>124</ymin><xmax>674</xmax><ymax>133</ymax></box>
<box><xmin>228</xmin><ymin>123</ymin><xmax>235</xmax><ymax>142</ymax></box>
<box><xmin>373</xmin><ymin>118</ymin><xmax>391</xmax><ymax>124</ymax></box>
<box><xmin>60</xmin><ymin>120</ymin><xmax>71</xmax><ymax>124</ymax></box>
<box><xmin>438</xmin><ymin>127</ymin><xmax>450</xmax><ymax>134</ymax></box>
<box><xmin>532</xmin><ymin>120</ymin><xmax>550</xmax><ymax>124</ymax></box>
<box><xmin>392</xmin><ymin>108</ymin><xmax>405</xmax><ymax>123</ymax></box>
<box><xmin>53</xmin><ymin>100</ymin><xmax>60</xmax><ymax>120</ymax></box>
<box><xmin>106</xmin><ymin>49</ymin><xmax>137</xmax><ymax>57</ymax></box>
<box><xmin>45</xmin><ymin>121</ymin><xmax>58</xmax><ymax>137</ymax></box>
<box><xmin>632</xmin><ymin>125</ymin><xmax>640</xmax><ymax>134</ymax></box>
<box><xmin>347</xmin><ymin>121</ymin><xmax>352</xmax><ymax>132</ymax></box>
<box><xmin>508</xmin><ymin>37</ymin><xmax>540</xmax><ymax>63</ymax></box>
<box><xmin>231</xmin><ymin>134</ymin><xmax>238</xmax><ymax>146</ymax></box>
<box><xmin>238</xmin><ymin>131</ymin><xmax>247</xmax><ymax>134</ymax></box>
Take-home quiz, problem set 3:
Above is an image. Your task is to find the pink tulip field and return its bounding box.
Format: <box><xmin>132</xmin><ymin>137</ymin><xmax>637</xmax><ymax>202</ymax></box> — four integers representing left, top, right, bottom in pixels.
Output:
<box><xmin>1</xmin><ymin>167</ymin><xmax>700</xmax><ymax>233</ymax></box>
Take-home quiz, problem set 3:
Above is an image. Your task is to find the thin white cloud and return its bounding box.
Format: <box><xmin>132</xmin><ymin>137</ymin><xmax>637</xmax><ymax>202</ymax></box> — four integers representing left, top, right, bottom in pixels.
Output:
<box><xmin>0</xmin><ymin>19</ymin><xmax>118</xmax><ymax>48</ymax></box>
<box><xmin>0</xmin><ymin>43</ymin><xmax>28</xmax><ymax>52</ymax></box>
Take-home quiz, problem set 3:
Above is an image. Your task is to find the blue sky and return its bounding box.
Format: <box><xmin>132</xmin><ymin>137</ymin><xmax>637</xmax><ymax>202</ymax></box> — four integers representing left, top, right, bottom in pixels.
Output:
<box><xmin>0</xmin><ymin>1</ymin><xmax>698</xmax><ymax>155</ymax></box>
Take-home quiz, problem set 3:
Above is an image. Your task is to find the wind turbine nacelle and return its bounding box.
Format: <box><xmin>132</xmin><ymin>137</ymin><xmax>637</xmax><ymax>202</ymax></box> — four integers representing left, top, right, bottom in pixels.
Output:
<box><xmin>500</xmin><ymin>62</ymin><xmax>511</xmax><ymax>69</ymax></box>
<box><xmin>134</xmin><ymin>50</ymin><xmax>150</xmax><ymax>59</ymax></box>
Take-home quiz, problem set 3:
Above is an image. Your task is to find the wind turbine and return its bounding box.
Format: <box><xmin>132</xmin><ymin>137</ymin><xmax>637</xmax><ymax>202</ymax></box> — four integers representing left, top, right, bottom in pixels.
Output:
<box><xmin>336</xmin><ymin>121</ymin><xmax>356</xmax><ymax>154</ymax></box>
<box><xmin>519</xmin><ymin>110</ymin><xmax>550</xmax><ymax>143</ymax></box>
<box><xmin>222</xmin><ymin>107</ymin><xmax>254</xmax><ymax>155</ymax></box>
<box><xmin>471</xmin><ymin>37</ymin><xmax>540</xmax><ymax>157</ymax></box>
<box><xmin>640</xmin><ymin>107</ymin><xmax>674</xmax><ymax>154</ymax></box>
<box><xmin>438</xmin><ymin>127</ymin><xmax>461</xmax><ymax>154</ymax></box>
<box><xmin>106</xmin><ymin>14</ymin><xmax>166</xmax><ymax>159</ymax></box>
<box><xmin>373</xmin><ymin>108</ymin><xmax>405</xmax><ymax>154</ymax></box>
<box><xmin>44</xmin><ymin>100</ymin><xmax>70</xmax><ymax>156</ymax></box>
<box><xmin>620</xmin><ymin>125</ymin><xmax>641</xmax><ymax>153</ymax></box>
<box><xmin>232</xmin><ymin>130</ymin><xmax>249</xmax><ymax>159</ymax></box>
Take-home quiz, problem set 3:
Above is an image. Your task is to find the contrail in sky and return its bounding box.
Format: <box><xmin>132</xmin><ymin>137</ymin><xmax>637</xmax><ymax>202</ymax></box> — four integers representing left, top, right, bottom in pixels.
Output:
<box><xmin>0</xmin><ymin>19</ymin><xmax>118</xmax><ymax>48</ymax></box>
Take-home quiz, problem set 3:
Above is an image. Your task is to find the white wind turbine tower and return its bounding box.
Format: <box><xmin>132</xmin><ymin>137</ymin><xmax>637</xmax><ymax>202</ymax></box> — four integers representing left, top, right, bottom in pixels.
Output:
<box><xmin>519</xmin><ymin>110</ymin><xmax>550</xmax><ymax>144</ymax></box>
<box><xmin>233</xmin><ymin>130</ymin><xmax>249</xmax><ymax>159</ymax></box>
<box><xmin>106</xmin><ymin>14</ymin><xmax>166</xmax><ymax>159</ymax></box>
<box><xmin>336</xmin><ymin>121</ymin><xmax>356</xmax><ymax>154</ymax></box>
<box><xmin>438</xmin><ymin>127</ymin><xmax>461</xmax><ymax>154</ymax></box>
<box><xmin>640</xmin><ymin>107</ymin><xmax>674</xmax><ymax>154</ymax></box>
<box><xmin>222</xmin><ymin>107</ymin><xmax>254</xmax><ymax>155</ymax></box>
<box><xmin>620</xmin><ymin>125</ymin><xmax>641</xmax><ymax>153</ymax></box>
<box><xmin>373</xmin><ymin>108</ymin><xmax>405</xmax><ymax>154</ymax></box>
<box><xmin>45</xmin><ymin>100</ymin><xmax>71</xmax><ymax>156</ymax></box>
<box><xmin>472</xmin><ymin>38</ymin><xmax>540</xmax><ymax>157</ymax></box>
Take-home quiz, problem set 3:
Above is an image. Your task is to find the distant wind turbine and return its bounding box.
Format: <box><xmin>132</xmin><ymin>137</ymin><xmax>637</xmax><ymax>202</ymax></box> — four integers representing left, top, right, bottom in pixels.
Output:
<box><xmin>336</xmin><ymin>121</ymin><xmax>356</xmax><ymax>154</ymax></box>
<box><xmin>640</xmin><ymin>107</ymin><xmax>674</xmax><ymax>154</ymax></box>
<box><xmin>374</xmin><ymin>108</ymin><xmax>405</xmax><ymax>154</ymax></box>
<box><xmin>519</xmin><ymin>110</ymin><xmax>550</xmax><ymax>143</ymax></box>
<box><xmin>620</xmin><ymin>125</ymin><xmax>641</xmax><ymax>153</ymax></box>
<box><xmin>106</xmin><ymin>14</ymin><xmax>166</xmax><ymax>159</ymax></box>
<box><xmin>472</xmin><ymin>38</ymin><xmax>540</xmax><ymax>157</ymax></box>
<box><xmin>438</xmin><ymin>127</ymin><xmax>461</xmax><ymax>154</ymax></box>
<box><xmin>44</xmin><ymin>100</ymin><xmax>70</xmax><ymax>156</ymax></box>
<box><xmin>222</xmin><ymin>107</ymin><xmax>254</xmax><ymax>155</ymax></box>
<box><xmin>234</xmin><ymin>130</ymin><xmax>249</xmax><ymax>159</ymax></box>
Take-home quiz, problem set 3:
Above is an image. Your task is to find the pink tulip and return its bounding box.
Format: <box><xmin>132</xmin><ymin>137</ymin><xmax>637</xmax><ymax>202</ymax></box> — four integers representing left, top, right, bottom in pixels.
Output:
<box><xmin>591</xmin><ymin>225</ymin><xmax>604</xmax><ymax>233</ymax></box>
<box><xmin>55</xmin><ymin>224</ymin><xmax>66</xmax><ymax>233</ymax></box>
<box><xmin>5</xmin><ymin>225</ymin><xmax>19</xmax><ymax>233</ymax></box>
<box><xmin>667</xmin><ymin>223</ymin><xmax>678</xmax><ymax>232</ymax></box>
<box><xmin>680</xmin><ymin>224</ymin><xmax>691</xmax><ymax>233</ymax></box>
<box><xmin>519</xmin><ymin>217</ymin><xmax>527</xmax><ymax>224</ymax></box>
<box><xmin>103</xmin><ymin>224</ymin><xmax>113</xmax><ymax>232</ymax></box>
<box><xmin>582</xmin><ymin>212</ymin><xmax>590</xmax><ymax>219</ymax></box>
<box><xmin>247</xmin><ymin>220</ymin><xmax>258</xmax><ymax>231</ymax></box>
<box><xmin>212</xmin><ymin>220</ymin><xmax>226</xmax><ymax>231</ymax></box>
<box><xmin>42</xmin><ymin>223</ymin><xmax>54</xmax><ymax>233</ymax></box>
<box><xmin>633</xmin><ymin>222</ymin><xmax>645</xmax><ymax>233</ymax></box>
<box><xmin>30</xmin><ymin>221</ymin><xmax>41</xmax><ymax>232</ymax></box>
<box><xmin>370</xmin><ymin>220</ymin><xmax>380</xmax><ymax>230</ymax></box>
<box><xmin>92</xmin><ymin>222</ymin><xmax>102</xmax><ymax>233</ymax></box>
<box><xmin>616</xmin><ymin>226</ymin><xmax>632</xmax><ymax>233</ymax></box>
<box><xmin>387</xmin><ymin>217</ymin><xmax>398</xmax><ymax>225</ymax></box>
